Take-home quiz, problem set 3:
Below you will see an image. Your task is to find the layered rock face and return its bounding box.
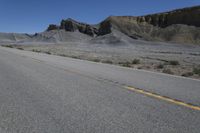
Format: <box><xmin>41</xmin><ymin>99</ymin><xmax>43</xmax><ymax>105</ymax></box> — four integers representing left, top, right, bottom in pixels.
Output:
<box><xmin>46</xmin><ymin>6</ymin><xmax>200</xmax><ymax>44</ymax></box>
<box><xmin>97</xmin><ymin>6</ymin><xmax>200</xmax><ymax>44</ymax></box>
<box><xmin>139</xmin><ymin>6</ymin><xmax>200</xmax><ymax>28</ymax></box>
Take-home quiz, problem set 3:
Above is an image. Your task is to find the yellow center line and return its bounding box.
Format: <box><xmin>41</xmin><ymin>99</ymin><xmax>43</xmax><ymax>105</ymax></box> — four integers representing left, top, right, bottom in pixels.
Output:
<box><xmin>63</xmin><ymin>66</ymin><xmax>200</xmax><ymax>111</ymax></box>
<box><xmin>124</xmin><ymin>86</ymin><xmax>200</xmax><ymax>111</ymax></box>
<box><xmin>23</xmin><ymin>55</ymin><xmax>200</xmax><ymax>111</ymax></box>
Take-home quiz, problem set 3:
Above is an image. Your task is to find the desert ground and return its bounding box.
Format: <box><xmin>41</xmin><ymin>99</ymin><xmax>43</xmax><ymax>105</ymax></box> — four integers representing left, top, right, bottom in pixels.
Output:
<box><xmin>4</xmin><ymin>39</ymin><xmax>200</xmax><ymax>80</ymax></box>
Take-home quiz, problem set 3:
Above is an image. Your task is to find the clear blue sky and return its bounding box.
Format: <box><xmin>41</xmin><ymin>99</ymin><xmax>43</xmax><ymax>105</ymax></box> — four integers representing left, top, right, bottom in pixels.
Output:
<box><xmin>0</xmin><ymin>0</ymin><xmax>199</xmax><ymax>33</ymax></box>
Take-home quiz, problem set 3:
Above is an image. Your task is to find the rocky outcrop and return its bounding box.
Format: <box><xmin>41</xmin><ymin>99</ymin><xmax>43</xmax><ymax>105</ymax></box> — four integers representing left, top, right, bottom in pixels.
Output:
<box><xmin>47</xmin><ymin>24</ymin><xmax>59</xmax><ymax>31</ymax></box>
<box><xmin>98</xmin><ymin>18</ymin><xmax>112</xmax><ymax>35</ymax></box>
<box><xmin>47</xmin><ymin>18</ymin><xmax>98</xmax><ymax>37</ymax></box>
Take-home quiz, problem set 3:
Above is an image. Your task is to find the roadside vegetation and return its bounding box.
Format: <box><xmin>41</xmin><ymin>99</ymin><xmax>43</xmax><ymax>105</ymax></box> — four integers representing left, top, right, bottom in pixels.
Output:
<box><xmin>132</xmin><ymin>59</ymin><xmax>140</xmax><ymax>64</ymax></box>
<box><xmin>101</xmin><ymin>60</ymin><xmax>113</xmax><ymax>64</ymax></box>
<box><xmin>157</xmin><ymin>64</ymin><xmax>164</xmax><ymax>69</ymax></box>
<box><xmin>118</xmin><ymin>59</ymin><xmax>141</xmax><ymax>67</ymax></box>
<box><xmin>32</xmin><ymin>49</ymin><xmax>41</xmax><ymax>53</ymax></box>
<box><xmin>119</xmin><ymin>61</ymin><xmax>132</xmax><ymax>67</ymax></box>
<box><xmin>2</xmin><ymin>44</ymin><xmax>24</xmax><ymax>50</ymax></box>
<box><xmin>2</xmin><ymin>44</ymin><xmax>14</xmax><ymax>48</ymax></box>
<box><xmin>193</xmin><ymin>68</ymin><xmax>200</xmax><ymax>76</ymax></box>
<box><xmin>166</xmin><ymin>60</ymin><xmax>180</xmax><ymax>66</ymax></box>
<box><xmin>91</xmin><ymin>58</ymin><xmax>101</xmax><ymax>62</ymax></box>
<box><xmin>163</xmin><ymin>69</ymin><xmax>174</xmax><ymax>75</ymax></box>
<box><xmin>44</xmin><ymin>51</ymin><xmax>51</xmax><ymax>55</ymax></box>
<box><xmin>17</xmin><ymin>47</ymin><xmax>24</xmax><ymax>50</ymax></box>
<box><xmin>181</xmin><ymin>72</ymin><xmax>194</xmax><ymax>77</ymax></box>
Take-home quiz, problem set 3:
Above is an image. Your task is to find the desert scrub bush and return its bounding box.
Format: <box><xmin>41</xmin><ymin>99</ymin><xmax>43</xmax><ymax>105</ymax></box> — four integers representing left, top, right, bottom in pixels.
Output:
<box><xmin>91</xmin><ymin>58</ymin><xmax>101</xmax><ymax>62</ymax></box>
<box><xmin>2</xmin><ymin>45</ymin><xmax>14</xmax><ymax>48</ymax></box>
<box><xmin>132</xmin><ymin>59</ymin><xmax>140</xmax><ymax>64</ymax></box>
<box><xmin>70</xmin><ymin>56</ymin><xmax>79</xmax><ymax>59</ymax></box>
<box><xmin>163</xmin><ymin>69</ymin><xmax>174</xmax><ymax>74</ymax></box>
<box><xmin>59</xmin><ymin>54</ymin><xmax>68</xmax><ymax>57</ymax></box>
<box><xmin>17</xmin><ymin>47</ymin><xmax>24</xmax><ymax>50</ymax></box>
<box><xmin>102</xmin><ymin>60</ymin><xmax>113</xmax><ymax>64</ymax></box>
<box><xmin>44</xmin><ymin>51</ymin><xmax>51</xmax><ymax>55</ymax></box>
<box><xmin>181</xmin><ymin>72</ymin><xmax>193</xmax><ymax>77</ymax></box>
<box><xmin>193</xmin><ymin>68</ymin><xmax>200</xmax><ymax>76</ymax></box>
<box><xmin>32</xmin><ymin>49</ymin><xmax>41</xmax><ymax>53</ymax></box>
<box><xmin>157</xmin><ymin>64</ymin><xmax>164</xmax><ymax>69</ymax></box>
<box><xmin>168</xmin><ymin>60</ymin><xmax>180</xmax><ymax>65</ymax></box>
<box><xmin>119</xmin><ymin>61</ymin><xmax>132</xmax><ymax>67</ymax></box>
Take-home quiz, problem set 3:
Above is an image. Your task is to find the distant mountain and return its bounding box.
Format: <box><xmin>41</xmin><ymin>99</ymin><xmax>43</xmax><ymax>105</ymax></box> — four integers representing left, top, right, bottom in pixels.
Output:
<box><xmin>0</xmin><ymin>33</ymin><xmax>31</xmax><ymax>43</ymax></box>
<box><xmin>0</xmin><ymin>5</ymin><xmax>200</xmax><ymax>45</ymax></box>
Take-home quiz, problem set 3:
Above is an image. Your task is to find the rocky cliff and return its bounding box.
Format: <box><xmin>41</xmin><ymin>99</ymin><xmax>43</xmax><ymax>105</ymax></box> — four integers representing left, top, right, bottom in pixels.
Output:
<box><xmin>97</xmin><ymin>6</ymin><xmax>200</xmax><ymax>44</ymax></box>
<box><xmin>139</xmin><ymin>6</ymin><xmax>200</xmax><ymax>28</ymax></box>
<box><xmin>46</xmin><ymin>6</ymin><xmax>200</xmax><ymax>44</ymax></box>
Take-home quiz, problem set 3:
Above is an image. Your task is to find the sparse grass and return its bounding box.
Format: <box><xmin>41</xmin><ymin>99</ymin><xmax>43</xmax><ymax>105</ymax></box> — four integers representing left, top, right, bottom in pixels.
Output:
<box><xmin>163</xmin><ymin>69</ymin><xmax>174</xmax><ymax>75</ymax></box>
<box><xmin>157</xmin><ymin>64</ymin><xmax>164</xmax><ymax>69</ymax></box>
<box><xmin>193</xmin><ymin>68</ymin><xmax>200</xmax><ymax>76</ymax></box>
<box><xmin>132</xmin><ymin>59</ymin><xmax>140</xmax><ymax>64</ymax></box>
<box><xmin>102</xmin><ymin>60</ymin><xmax>113</xmax><ymax>64</ymax></box>
<box><xmin>182</xmin><ymin>72</ymin><xmax>194</xmax><ymax>77</ymax></box>
<box><xmin>168</xmin><ymin>60</ymin><xmax>180</xmax><ymax>66</ymax></box>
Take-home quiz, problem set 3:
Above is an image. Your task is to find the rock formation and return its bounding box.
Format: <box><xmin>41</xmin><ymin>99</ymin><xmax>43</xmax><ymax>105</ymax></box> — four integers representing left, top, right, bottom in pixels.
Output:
<box><xmin>46</xmin><ymin>6</ymin><xmax>200</xmax><ymax>44</ymax></box>
<box><xmin>47</xmin><ymin>18</ymin><xmax>98</xmax><ymax>37</ymax></box>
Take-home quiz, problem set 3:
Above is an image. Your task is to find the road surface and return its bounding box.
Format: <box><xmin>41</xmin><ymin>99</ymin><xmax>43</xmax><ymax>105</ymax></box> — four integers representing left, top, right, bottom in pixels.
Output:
<box><xmin>0</xmin><ymin>46</ymin><xmax>200</xmax><ymax>133</ymax></box>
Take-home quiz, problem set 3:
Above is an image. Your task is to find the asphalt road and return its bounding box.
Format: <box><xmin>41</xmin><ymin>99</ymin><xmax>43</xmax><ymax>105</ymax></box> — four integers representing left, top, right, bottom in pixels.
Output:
<box><xmin>0</xmin><ymin>46</ymin><xmax>200</xmax><ymax>133</ymax></box>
